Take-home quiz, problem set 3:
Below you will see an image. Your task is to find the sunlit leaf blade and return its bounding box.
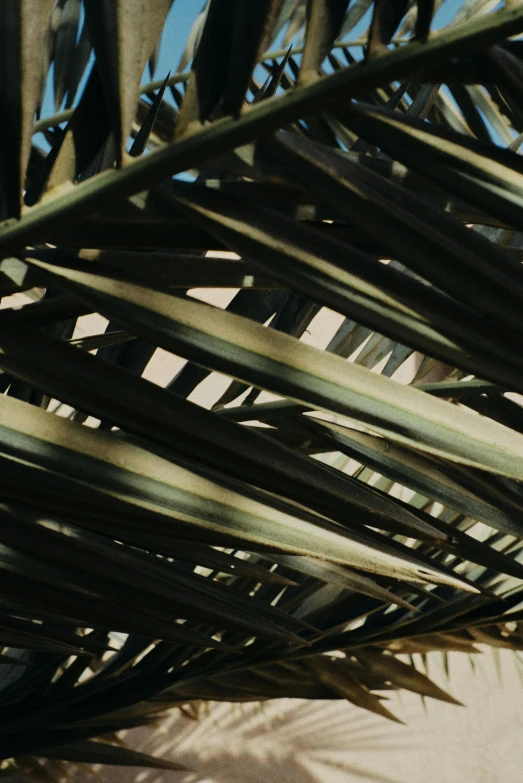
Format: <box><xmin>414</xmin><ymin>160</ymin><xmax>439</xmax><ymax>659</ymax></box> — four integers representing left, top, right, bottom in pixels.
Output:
<box><xmin>177</xmin><ymin>3</ymin><xmax>209</xmax><ymax>73</ymax></box>
<box><xmin>339</xmin><ymin>0</ymin><xmax>373</xmax><ymax>37</ymax></box>
<box><xmin>83</xmin><ymin>0</ymin><xmax>172</xmax><ymax>159</ymax></box>
<box><xmin>0</xmin><ymin>312</ymin><xmax>444</xmax><ymax>543</ymax></box>
<box><xmin>267</xmin><ymin>555</ymin><xmax>418</xmax><ymax>610</ymax></box>
<box><xmin>0</xmin><ymin>393</ymin><xmax>475</xmax><ymax>591</ymax></box>
<box><xmin>24</xmin><ymin>254</ymin><xmax>523</xmax><ymax>482</ymax></box>
<box><xmin>165</xmin><ymin>175</ymin><xmax>523</xmax><ymax>397</ymax></box>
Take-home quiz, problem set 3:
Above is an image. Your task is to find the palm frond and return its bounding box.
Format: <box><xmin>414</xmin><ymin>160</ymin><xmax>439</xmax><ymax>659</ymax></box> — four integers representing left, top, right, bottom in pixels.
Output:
<box><xmin>0</xmin><ymin>0</ymin><xmax>522</xmax><ymax>774</ymax></box>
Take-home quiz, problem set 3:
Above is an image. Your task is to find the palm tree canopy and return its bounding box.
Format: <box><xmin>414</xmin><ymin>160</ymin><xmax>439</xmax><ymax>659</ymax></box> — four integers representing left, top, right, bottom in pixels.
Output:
<box><xmin>1</xmin><ymin>0</ymin><xmax>523</xmax><ymax>774</ymax></box>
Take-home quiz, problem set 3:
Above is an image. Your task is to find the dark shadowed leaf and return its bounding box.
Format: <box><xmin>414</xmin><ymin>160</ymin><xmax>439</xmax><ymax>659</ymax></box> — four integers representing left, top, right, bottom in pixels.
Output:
<box><xmin>0</xmin><ymin>0</ymin><xmax>55</xmax><ymax>218</ymax></box>
<box><xmin>43</xmin><ymin>740</ymin><xmax>189</xmax><ymax>769</ymax></box>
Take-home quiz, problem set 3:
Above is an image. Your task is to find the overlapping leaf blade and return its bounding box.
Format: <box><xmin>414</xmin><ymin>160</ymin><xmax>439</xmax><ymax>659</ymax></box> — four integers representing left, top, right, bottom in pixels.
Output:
<box><xmin>24</xmin><ymin>253</ymin><xmax>523</xmax><ymax>481</ymax></box>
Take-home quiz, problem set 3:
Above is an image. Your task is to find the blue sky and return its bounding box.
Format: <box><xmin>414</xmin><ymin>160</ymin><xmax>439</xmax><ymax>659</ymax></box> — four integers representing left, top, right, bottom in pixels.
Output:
<box><xmin>154</xmin><ymin>0</ymin><xmax>202</xmax><ymax>81</ymax></box>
